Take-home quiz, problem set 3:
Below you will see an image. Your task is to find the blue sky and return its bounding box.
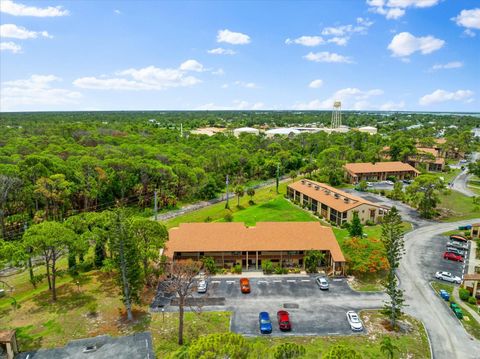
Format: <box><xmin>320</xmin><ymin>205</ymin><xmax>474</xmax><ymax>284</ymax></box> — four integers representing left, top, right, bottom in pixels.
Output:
<box><xmin>0</xmin><ymin>0</ymin><xmax>479</xmax><ymax>112</ymax></box>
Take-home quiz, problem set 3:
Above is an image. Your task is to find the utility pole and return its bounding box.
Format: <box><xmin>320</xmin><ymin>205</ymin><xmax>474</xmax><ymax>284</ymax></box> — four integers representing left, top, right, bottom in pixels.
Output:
<box><xmin>225</xmin><ymin>175</ymin><xmax>230</xmax><ymax>209</ymax></box>
<box><xmin>154</xmin><ymin>189</ymin><xmax>158</xmax><ymax>221</ymax></box>
<box><xmin>276</xmin><ymin>163</ymin><xmax>280</xmax><ymax>194</ymax></box>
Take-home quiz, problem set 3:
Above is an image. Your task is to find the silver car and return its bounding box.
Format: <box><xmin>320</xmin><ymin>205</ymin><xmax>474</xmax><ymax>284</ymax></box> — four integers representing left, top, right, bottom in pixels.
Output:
<box><xmin>346</xmin><ymin>311</ymin><xmax>363</xmax><ymax>331</ymax></box>
<box><xmin>435</xmin><ymin>271</ymin><xmax>461</xmax><ymax>284</ymax></box>
<box><xmin>197</xmin><ymin>279</ymin><xmax>207</xmax><ymax>293</ymax></box>
<box><xmin>315</xmin><ymin>277</ymin><xmax>329</xmax><ymax>290</ymax></box>
<box><xmin>447</xmin><ymin>241</ymin><xmax>468</xmax><ymax>250</ymax></box>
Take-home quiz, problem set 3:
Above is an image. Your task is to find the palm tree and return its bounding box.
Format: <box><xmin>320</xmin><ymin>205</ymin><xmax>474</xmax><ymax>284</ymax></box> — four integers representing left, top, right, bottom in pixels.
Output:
<box><xmin>380</xmin><ymin>336</ymin><xmax>399</xmax><ymax>359</ymax></box>
<box><xmin>247</xmin><ymin>188</ymin><xmax>255</xmax><ymax>203</ymax></box>
<box><xmin>235</xmin><ymin>185</ymin><xmax>244</xmax><ymax>207</ymax></box>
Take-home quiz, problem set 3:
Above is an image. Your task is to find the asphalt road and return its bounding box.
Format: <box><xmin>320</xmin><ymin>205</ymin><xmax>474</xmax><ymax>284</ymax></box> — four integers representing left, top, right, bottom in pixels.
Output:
<box><xmin>452</xmin><ymin>169</ymin><xmax>476</xmax><ymax>197</ymax></box>
<box><xmin>399</xmin><ymin>219</ymin><xmax>480</xmax><ymax>359</ymax></box>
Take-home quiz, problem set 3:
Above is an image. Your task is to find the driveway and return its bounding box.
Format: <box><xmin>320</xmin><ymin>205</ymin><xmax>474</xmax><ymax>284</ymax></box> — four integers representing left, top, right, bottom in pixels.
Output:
<box><xmin>451</xmin><ymin>169</ymin><xmax>476</xmax><ymax>197</ymax></box>
<box><xmin>153</xmin><ymin>276</ymin><xmax>385</xmax><ymax>337</ymax></box>
<box><xmin>399</xmin><ymin>219</ymin><xmax>480</xmax><ymax>359</ymax></box>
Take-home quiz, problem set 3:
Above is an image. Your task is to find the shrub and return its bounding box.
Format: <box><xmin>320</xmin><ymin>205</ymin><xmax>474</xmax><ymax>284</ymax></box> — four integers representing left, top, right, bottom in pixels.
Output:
<box><xmin>468</xmin><ymin>296</ymin><xmax>477</xmax><ymax>305</ymax></box>
<box><xmin>232</xmin><ymin>264</ymin><xmax>242</xmax><ymax>274</ymax></box>
<box><xmin>273</xmin><ymin>342</ymin><xmax>306</xmax><ymax>359</ymax></box>
<box><xmin>204</xmin><ymin>216</ymin><xmax>212</xmax><ymax>222</ymax></box>
<box><xmin>274</xmin><ymin>266</ymin><xmax>288</xmax><ymax>275</ymax></box>
<box><xmin>202</xmin><ymin>256</ymin><xmax>217</xmax><ymax>275</ymax></box>
<box><xmin>248</xmin><ymin>200</ymin><xmax>255</xmax><ymax>205</ymax></box>
<box><xmin>224</xmin><ymin>212</ymin><xmax>234</xmax><ymax>222</ymax></box>
<box><xmin>262</xmin><ymin>260</ymin><xmax>274</xmax><ymax>274</ymax></box>
<box><xmin>77</xmin><ymin>261</ymin><xmax>94</xmax><ymax>273</ymax></box>
<box><xmin>459</xmin><ymin>288</ymin><xmax>470</xmax><ymax>301</ymax></box>
<box><xmin>87</xmin><ymin>302</ymin><xmax>98</xmax><ymax>316</ymax></box>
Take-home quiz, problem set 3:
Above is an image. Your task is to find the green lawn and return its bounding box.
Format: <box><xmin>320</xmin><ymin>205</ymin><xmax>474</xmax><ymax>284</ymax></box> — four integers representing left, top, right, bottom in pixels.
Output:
<box><xmin>228</xmin><ymin>197</ymin><xmax>317</xmax><ymax>226</ymax></box>
<box><xmin>431</xmin><ymin>282</ymin><xmax>480</xmax><ymax>340</ymax></box>
<box><xmin>468</xmin><ymin>176</ymin><xmax>480</xmax><ymax>196</ymax></box>
<box><xmin>438</xmin><ymin>190</ymin><xmax>480</xmax><ymax>222</ymax></box>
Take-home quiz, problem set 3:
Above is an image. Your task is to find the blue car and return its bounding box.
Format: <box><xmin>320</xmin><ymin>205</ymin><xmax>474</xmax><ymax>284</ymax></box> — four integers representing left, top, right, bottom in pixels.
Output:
<box><xmin>259</xmin><ymin>312</ymin><xmax>272</xmax><ymax>334</ymax></box>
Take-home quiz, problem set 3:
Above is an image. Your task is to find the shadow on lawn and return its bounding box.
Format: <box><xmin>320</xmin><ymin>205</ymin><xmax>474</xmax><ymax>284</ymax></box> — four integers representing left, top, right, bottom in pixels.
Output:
<box><xmin>31</xmin><ymin>282</ymin><xmax>96</xmax><ymax>314</ymax></box>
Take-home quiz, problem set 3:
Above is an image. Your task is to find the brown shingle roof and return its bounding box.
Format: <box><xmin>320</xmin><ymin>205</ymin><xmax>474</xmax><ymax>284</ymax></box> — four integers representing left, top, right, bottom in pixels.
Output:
<box><xmin>288</xmin><ymin>179</ymin><xmax>385</xmax><ymax>212</ymax></box>
<box><xmin>0</xmin><ymin>330</ymin><xmax>15</xmax><ymax>343</ymax></box>
<box><xmin>165</xmin><ymin>222</ymin><xmax>346</xmax><ymax>262</ymax></box>
<box><xmin>344</xmin><ymin>161</ymin><xmax>420</xmax><ymax>175</ymax></box>
<box><xmin>464</xmin><ymin>273</ymin><xmax>480</xmax><ymax>281</ymax></box>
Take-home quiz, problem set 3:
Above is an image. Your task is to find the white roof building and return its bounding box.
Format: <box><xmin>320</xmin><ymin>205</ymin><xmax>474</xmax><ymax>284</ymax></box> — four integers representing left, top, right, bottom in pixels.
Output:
<box><xmin>233</xmin><ymin>127</ymin><xmax>260</xmax><ymax>137</ymax></box>
<box><xmin>265</xmin><ymin>128</ymin><xmax>301</xmax><ymax>137</ymax></box>
<box><xmin>358</xmin><ymin>126</ymin><xmax>378</xmax><ymax>135</ymax></box>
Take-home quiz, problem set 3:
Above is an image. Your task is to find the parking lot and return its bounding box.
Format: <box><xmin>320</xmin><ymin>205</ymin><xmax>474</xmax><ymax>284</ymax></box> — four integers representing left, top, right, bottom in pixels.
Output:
<box><xmin>153</xmin><ymin>276</ymin><xmax>386</xmax><ymax>336</ymax></box>
<box><xmin>425</xmin><ymin>234</ymin><xmax>469</xmax><ymax>284</ymax></box>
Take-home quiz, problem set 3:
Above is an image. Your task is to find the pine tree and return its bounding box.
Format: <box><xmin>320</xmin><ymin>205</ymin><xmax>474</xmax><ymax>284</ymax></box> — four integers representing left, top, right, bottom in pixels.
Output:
<box><xmin>380</xmin><ymin>206</ymin><xmax>406</xmax><ymax>329</ymax></box>
<box><xmin>349</xmin><ymin>211</ymin><xmax>363</xmax><ymax>237</ymax></box>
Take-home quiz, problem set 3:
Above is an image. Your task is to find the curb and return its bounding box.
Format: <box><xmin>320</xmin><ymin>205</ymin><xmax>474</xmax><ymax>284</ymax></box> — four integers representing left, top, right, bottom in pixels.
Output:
<box><xmin>419</xmin><ymin>319</ymin><xmax>434</xmax><ymax>359</ymax></box>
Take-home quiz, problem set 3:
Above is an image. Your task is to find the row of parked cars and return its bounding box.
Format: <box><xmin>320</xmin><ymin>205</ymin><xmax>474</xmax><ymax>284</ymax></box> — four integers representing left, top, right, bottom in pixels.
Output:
<box><xmin>442</xmin><ymin>235</ymin><xmax>469</xmax><ymax>263</ymax></box>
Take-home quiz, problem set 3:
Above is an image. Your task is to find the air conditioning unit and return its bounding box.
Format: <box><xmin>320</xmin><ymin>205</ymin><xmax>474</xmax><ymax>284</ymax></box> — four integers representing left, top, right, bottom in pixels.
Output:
<box><xmin>344</xmin><ymin>198</ymin><xmax>349</xmax><ymax>203</ymax></box>
<box><xmin>307</xmin><ymin>182</ymin><xmax>312</xmax><ymax>187</ymax></box>
<box><xmin>314</xmin><ymin>185</ymin><xmax>319</xmax><ymax>190</ymax></box>
<box><xmin>301</xmin><ymin>180</ymin><xmax>306</xmax><ymax>184</ymax></box>
<box><xmin>334</xmin><ymin>194</ymin><xmax>339</xmax><ymax>199</ymax></box>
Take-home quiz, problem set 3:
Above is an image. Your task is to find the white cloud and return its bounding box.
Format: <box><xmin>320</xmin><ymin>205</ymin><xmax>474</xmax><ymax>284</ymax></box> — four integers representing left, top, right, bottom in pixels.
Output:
<box><xmin>179</xmin><ymin>59</ymin><xmax>205</xmax><ymax>72</ymax></box>
<box><xmin>0</xmin><ymin>0</ymin><xmax>69</xmax><ymax>17</ymax></box>
<box><xmin>380</xmin><ymin>100</ymin><xmax>405</xmax><ymax>111</ymax></box>
<box><xmin>430</xmin><ymin>61</ymin><xmax>463</xmax><ymax>71</ymax></box>
<box><xmin>114</xmin><ymin>9</ymin><xmax>121</xmax><ymax>15</ymax></box>
<box><xmin>234</xmin><ymin>81</ymin><xmax>257</xmax><ymax>89</ymax></box>
<box><xmin>293</xmin><ymin>87</ymin><xmax>383</xmax><ymax>110</ymax></box>
<box><xmin>367</xmin><ymin>0</ymin><xmax>439</xmax><ymax>19</ymax></box>
<box><xmin>327</xmin><ymin>37</ymin><xmax>348</xmax><ymax>46</ymax></box>
<box><xmin>285</xmin><ymin>36</ymin><xmax>324</xmax><ymax>47</ymax></box>
<box><xmin>212</xmin><ymin>68</ymin><xmax>225</xmax><ymax>76</ymax></box>
<box><xmin>196</xmin><ymin>100</ymin><xmax>264</xmax><ymax>110</ymax></box>
<box><xmin>387</xmin><ymin>32</ymin><xmax>444</xmax><ymax>58</ymax></box>
<box><xmin>0</xmin><ymin>24</ymin><xmax>52</xmax><ymax>39</ymax></box>
<box><xmin>308</xmin><ymin>79</ymin><xmax>324</xmax><ymax>88</ymax></box>
<box><xmin>0</xmin><ymin>41</ymin><xmax>21</xmax><ymax>53</ymax></box>
<box><xmin>304</xmin><ymin>51</ymin><xmax>353</xmax><ymax>63</ymax></box>
<box><xmin>452</xmin><ymin>9</ymin><xmax>480</xmax><ymax>37</ymax></box>
<box><xmin>216</xmin><ymin>29</ymin><xmax>250</xmax><ymax>45</ymax></box>
<box><xmin>207</xmin><ymin>47</ymin><xmax>236</xmax><ymax>55</ymax></box>
<box><xmin>73</xmin><ymin>64</ymin><xmax>202</xmax><ymax>91</ymax></box>
<box><xmin>419</xmin><ymin>89</ymin><xmax>474</xmax><ymax>105</ymax></box>
<box><xmin>1</xmin><ymin>75</ymin><xmax>81</xmax><ymax>111</ymax></box>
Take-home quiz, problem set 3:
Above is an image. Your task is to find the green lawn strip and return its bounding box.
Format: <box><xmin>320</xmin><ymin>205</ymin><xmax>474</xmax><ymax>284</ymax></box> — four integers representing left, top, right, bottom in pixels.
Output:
<box><xmin>467</xmin><ymin>177</ymin><xmax>480</xmax><ymax>196</ymax></box>
<box><xmin>438</xmin><ymin>190</ymin><xmax>480</xmax><ymax>222</ymax></box>
<box><xmin>164</xmin><ymin>182</ymin><xmax>290</xmax><ymax>229</ymax></box>
<box><xmin>431</xmin><ymin>282</ymin><xmax>480</xmax><ymax>340</ymax></box>
<box><xmin>436</xmin><ymin>168</ymin><xmax>461</xmax><ymax>184</ymax></box>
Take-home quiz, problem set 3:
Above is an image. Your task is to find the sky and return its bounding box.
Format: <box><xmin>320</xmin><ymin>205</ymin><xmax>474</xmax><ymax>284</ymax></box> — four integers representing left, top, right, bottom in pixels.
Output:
<box><xmin>0</xmin><ymin>0</ymin><xmax>479</xmax><ymax>112</ymax></box>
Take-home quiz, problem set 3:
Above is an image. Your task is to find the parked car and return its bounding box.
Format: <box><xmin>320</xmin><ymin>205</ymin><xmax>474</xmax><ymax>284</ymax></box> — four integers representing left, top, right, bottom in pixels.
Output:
<box><xmin>402</xmin><ymin>179</ymin><xmax>412</xmax><ymax>184</ymax></box>
<box><xmin>439</xmin><ymin>289</ymin><xmax>450</xmax><ymax>301</ymax></box>
<box><xmin>346</xmin><ymin>310</ymin><xmax>363</xmax><ymax>331</ymax></box>
<box><xmin>435</xmin><ymin>271</ymin><xmax>461</xmax><ymax>284</ymax></box>
<box><xmin>366</xmin><ymin>182</ymin><xmax>373</xmax><ymax>187</ymax></box>
<box><xmin>258</xmin><ymin>312</ymin><xmax>272</xmax><ymax>334</ymax></box>
<box><xmin>443</xmin><ymin>252</ymin><xmax>463</xmax><ymax>262</ymax></box>
<box><xmin>277</xmin><ymin>310</ymin><xmax>292</xmax><ymax>331</ymax></box>
<box><xmin>446</xmin><ymin>247</ymin><xmax>466</xmax><ymax>257</ymax></box>
<box><xmin>385</xmin><ymin>180</ymin><xmax>394</xmax><ymax>185</ymax></box>
<box><xmin>450</xmin><ymin>302</ymin><xmax>464</xmax><ymax>319</ymax></box>
<box><xmin>315</xmin><ymin>276</ymin><xmax>329</xmax><ymax>290</ymax></box>
<box><xmin>450</xmin><ymin>234</ymin><xmax>468</xmax><ymax>242</ymax></box>
<box><xmin>240</xmin><ymin>278</ymin><xmax>251</xmax><ymax>293</ymax></box>
<box><xmin>197</xmin><ymin>279</ymin><xmax>207</xmax><ymax>293</ymax></box>
<box><xmin>447</xmin><ymin>240</ymin><xmax>469</xmax><ymax>250</ymax></box>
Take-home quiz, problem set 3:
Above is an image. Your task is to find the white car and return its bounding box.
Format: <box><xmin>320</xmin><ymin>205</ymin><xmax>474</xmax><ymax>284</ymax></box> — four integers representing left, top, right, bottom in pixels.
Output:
<box><xmin>315</xmin><ymin>277</ymin><xmax>329</xmax><ymax>290</ymax></box>
<box><xmin>346</xmin><ymin>311</ymin><xmax>363</xmax><ymax>331</ymax></box>
<box><xmin>366</xmin><ymin>182</ymin><xmax>373</xmax><ymax>187</ymax></box>
<box><xmin>385</xmin><ymin>180</ymin><xmax>394</xmax><ymax>185</ymax></box>
<box><xmin>447</xmin><ymin>241</ymin><xmax>468</xmax><ymax>250</ymax></box>
<box><xmin>435</xmin><ymin>271</ymin><xmax>461</xmax><ymax>284</ymax></box>
<box><xmin>197</xmin><ymin>279</ymin><xmax>207</xmax><ymax>293</ymax></box>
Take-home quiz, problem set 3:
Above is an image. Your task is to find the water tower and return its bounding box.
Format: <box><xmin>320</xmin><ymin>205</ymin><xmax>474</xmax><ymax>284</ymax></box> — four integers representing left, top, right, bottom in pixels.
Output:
<box><xmin>331</xmin><ymin>101</ymin><xmax>342</xmax><ymax>129</ymax></box>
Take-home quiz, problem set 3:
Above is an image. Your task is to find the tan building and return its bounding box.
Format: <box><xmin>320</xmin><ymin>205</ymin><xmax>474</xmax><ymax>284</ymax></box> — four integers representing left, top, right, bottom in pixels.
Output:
<box><xmin>165</xmin><ymin>222</ymin><xmax>346</xmax><ymax>275</ymax></box>
<box><xmin>343</xmin><ymin>161</ymin><xmax>419</xmax><ymax>183</ymax></box>
<box><xmin>287</xmin><ymin>179</ymin><xmax>389</xmax><ymax>225</ymax></box>
<box><xmin>407</xmin><ymin>147</ymin><xmax>445</xmax><ymax>172</ymax></box>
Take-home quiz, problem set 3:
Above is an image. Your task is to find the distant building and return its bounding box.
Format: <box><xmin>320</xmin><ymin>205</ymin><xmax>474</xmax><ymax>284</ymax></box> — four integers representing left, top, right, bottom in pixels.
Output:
<box><xmin>472</xmin><ymin>128</ymin><xmax>480</xmax><ymax>138</ymax></box>
<box><xmin>357</xmin><ymin>126</ymin><xmax>378</xmax><ymax>135</ymax></box>
<box><xmin>287</xmin><ymin>179</ymin><xmax>389</xmax><ymax>225</ymax></box>
<box><xmin>407</xmin><ymin>147</ymin><xmax>445</xmax><ymax>172</ymax></box>
<box><xmin>190</xmin><ymin>127</ymin><xmax>226</xmax><ymax>136</ymax></box>
<box><xmin>233</xmin><ymin>127</ymin><xmax>259</xmax><ymax>137</ymax></box>
<box><xmin>165</xmin><ymin>222</ymin><xmax>346</xmax><ymax>275</ymax></box>
<box><xmin>265</xmin><ymin>128</ymin><xmax>301</xmax><ymax>137</ymax></box>
<box><xmin>343</xmin><ymin>161</ymin><xmax>419</xmax><ymax>183</ymax></box>
<box><xmin>16</xmin><ymin>333</ymin><xmax>154</xmax><ymax>359</ymax></box>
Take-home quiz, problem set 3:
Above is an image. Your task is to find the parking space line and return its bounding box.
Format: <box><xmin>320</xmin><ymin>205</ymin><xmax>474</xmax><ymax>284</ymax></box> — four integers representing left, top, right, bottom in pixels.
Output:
<box><xmin>301</xmin><ymin>279</ymin><xmax>310</xmax><ymax>282</ymax></box>
<box><xmin>287</xmin><ymin>280</ymin><xmax>296</xmax><ymax>283</ymax></box>
<box><xmin>211</xmin><ymin>280</ymin><xmax>221</xmax><ymax>284</ymax></box>
<box><xmin>226</xmin><ymin>280</ymin><xmax>235</xmax><ymax>284</ymax></box>
<box><xmin>333</xmin><ymin>279</ymin><xmax>343</xmax><ymax>282</ymax></box>
<box><xmin>258</xmin><ymin>280</ymin><xmax>268</xmax><ymax>284</ymax></box>
<box><xmin>273</xmin><ymin>280</ymin><xmax>282</xmax><ymax>283</ymax></box>
<box><xmin>327</xmin><ymin>332</ymin><xmax>340</xmax><ymax>335</ymax></box>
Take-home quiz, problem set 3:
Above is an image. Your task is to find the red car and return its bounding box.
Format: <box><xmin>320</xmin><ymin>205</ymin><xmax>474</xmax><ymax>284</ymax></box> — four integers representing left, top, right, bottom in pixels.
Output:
<box><xmin>240</xmin><ymin>278</ymin><xmax>251</xmax><ymax>293</ymax></box>
<box><xmin>443</xmin><ymin>252</ymin><xmax>463</xmax><ymax>262</ymax></box>
<box><xmin>277</xmin><ymin>310</ymin><xmax>292</xmax><ymax>331</ymax></box>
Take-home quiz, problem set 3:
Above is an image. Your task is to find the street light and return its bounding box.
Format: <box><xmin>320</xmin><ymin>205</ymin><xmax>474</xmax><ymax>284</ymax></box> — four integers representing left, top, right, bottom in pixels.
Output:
<box><xmin>162</xmin><ymin>308</ymin><xmax>165</xmax><ymax>322</ymax></box>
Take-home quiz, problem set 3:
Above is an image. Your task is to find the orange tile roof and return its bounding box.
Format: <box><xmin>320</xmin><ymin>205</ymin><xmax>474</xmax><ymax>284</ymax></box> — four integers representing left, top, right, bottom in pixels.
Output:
<box><xmin>165</xmin><ymin>222</ymin><xmax>346</xmax><ymax>262</ymax></box>
<box><xmin>288</xmin><ymin>179</ymin><xmax>384</xmax><ymax>212</ymax></box>
<box><xmin>435</xmin><ymin>138</ymin><xmax>447</xmax><ymax>145</ymax></box>
<box><xmin>344</xmin><ymin>161</ymin><xmax>420</xmax><ymax>175</ymax></box>
<box><xmin>416</xmin><ymin>147</ymin><xmax>440</xmax><ymax>157</ymax></box>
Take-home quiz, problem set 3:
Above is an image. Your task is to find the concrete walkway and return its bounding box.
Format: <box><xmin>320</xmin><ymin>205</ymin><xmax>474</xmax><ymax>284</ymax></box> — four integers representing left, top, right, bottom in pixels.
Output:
<box><xmin>468</xmin><ymin>239</ymin><xmax>479</xmax><ymax>275</ymax></box>
<box><xmin>452</xmin><ymin>286</ymin><xmax>480</xmax><ymax>323</ymax></box>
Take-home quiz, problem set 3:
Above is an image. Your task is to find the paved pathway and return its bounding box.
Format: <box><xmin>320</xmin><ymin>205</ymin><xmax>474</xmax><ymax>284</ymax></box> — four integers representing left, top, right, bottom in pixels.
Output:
<box><xmin>451</xmin><ymin>169</ymin><xmax>476</xmax><ymax>197</ymax></box>
<box><xmin>452</xmin><ymin>286</ymin><xmax>480</xmax><ymax>324</ymax></box>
